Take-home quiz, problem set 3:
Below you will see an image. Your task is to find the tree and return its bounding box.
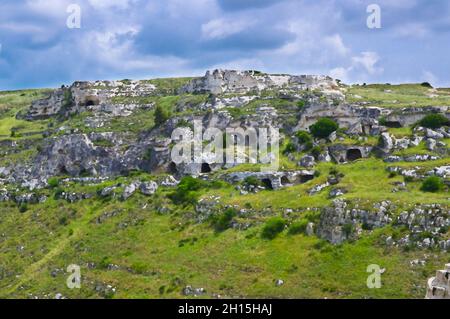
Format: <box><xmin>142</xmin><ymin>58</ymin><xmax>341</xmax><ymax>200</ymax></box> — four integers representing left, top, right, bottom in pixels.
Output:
<box><xmin>154</xmin><ymin>105</ymin><xmax>169</xmax><ymax>127</ymax></box>
<box><xmin>309</xmin><ymin>118</ymin><xmax>339</xmax><ymax>139</ymax></box>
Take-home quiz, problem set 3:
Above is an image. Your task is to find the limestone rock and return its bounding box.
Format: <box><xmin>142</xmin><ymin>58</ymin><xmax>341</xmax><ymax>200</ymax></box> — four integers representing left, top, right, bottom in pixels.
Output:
<box><xmin>139</xmin><ymin>181</ymin><xmax>158</xmax><ymax>195</ymax></box>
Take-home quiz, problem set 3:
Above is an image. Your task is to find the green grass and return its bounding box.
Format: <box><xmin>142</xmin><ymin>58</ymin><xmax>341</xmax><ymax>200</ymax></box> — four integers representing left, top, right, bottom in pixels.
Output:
<box><xmin>0</xmin><ymin>83</ymin><xmax>449</xmax><ymax>299</ymax></box>
<box><xmin>0</xmin><ymin>89</ymin><xmax>51</xmax><ymax>140</ymax></box>
<box><xmin>0</xmin><ymin>193</ymin><xmax>446</xmax><ymax>299</ymax></box>
<box><xmin>346</xmin><ymin>84</ymin><xmax>450</xmax><ymax>108</ymax></box>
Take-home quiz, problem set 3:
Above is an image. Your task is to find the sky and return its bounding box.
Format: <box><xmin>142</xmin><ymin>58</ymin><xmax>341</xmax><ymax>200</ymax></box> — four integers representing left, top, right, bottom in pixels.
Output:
<box><xmin>0</xmin><ymin>0</ymin><xmax>450</xmax><ymax>90</ymax></box>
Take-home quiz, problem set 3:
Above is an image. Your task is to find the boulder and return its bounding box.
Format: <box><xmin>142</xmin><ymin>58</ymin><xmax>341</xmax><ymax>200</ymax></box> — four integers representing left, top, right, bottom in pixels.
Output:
<box><xmin>299</xmin><ymin>155</ymin><xmax>316</xmax><ymax>168</ymax></box>
<box><xmin>139</xmin><ymin>181</ymin><xmax>158</xmax><ymax>195</ymax></box>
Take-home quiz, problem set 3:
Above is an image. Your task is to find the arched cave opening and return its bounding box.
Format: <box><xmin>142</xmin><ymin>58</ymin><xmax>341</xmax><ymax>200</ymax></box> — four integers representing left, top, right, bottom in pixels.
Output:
<box><xmin>346</xmin><ymin>149</ymin><xmax>363</xmax><ymax>161</ymax></box>
<box><xmin>201</xmin><ymin>163</ymin><xmax>212</xmax><ymax>173</ymax></box>
<box><xmin>261</xmin><ymin>178</ymin><xmax>273</xmax><ymax>190</ymax></box>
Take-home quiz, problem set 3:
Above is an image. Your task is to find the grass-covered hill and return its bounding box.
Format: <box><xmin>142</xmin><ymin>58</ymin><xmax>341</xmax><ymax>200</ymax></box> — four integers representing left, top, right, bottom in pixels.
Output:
<box><xmin>0</xmin><ymin>73</ymin><xmax>449</xmax><ymax>299</ymax></box>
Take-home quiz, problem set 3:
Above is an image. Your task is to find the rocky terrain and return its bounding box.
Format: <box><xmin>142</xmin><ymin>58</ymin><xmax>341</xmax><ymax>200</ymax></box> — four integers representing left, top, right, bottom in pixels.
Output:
<box><xmin>0</xmin><ymin>69</ymin><xmax>448</xmax><ymax>299</ymax></box>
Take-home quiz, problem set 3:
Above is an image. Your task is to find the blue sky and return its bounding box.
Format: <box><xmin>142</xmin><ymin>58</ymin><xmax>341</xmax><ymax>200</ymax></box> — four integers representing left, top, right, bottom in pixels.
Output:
<box><xmin>1</xmin><ymin>0</ymin><xmax>450</xmax><ymax>90</ymax></box>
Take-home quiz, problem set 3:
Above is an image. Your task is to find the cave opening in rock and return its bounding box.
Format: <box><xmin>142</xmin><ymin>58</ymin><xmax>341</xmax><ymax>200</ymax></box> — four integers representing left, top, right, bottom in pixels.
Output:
<box><xmin>201</xmin><ymin>163</ymin><xmax>212</xmax><ymax>173</ymax></box>
<box><xmin>346</xmin><ymin>149</ymin><xmax>363</xmax><ymax>161</ymax></box>
<box><xmin>84</xmin><ymin>96</ymin><xmax>100</xmax><ymax>107</ymax></box>
<box><xmin>384</xmin><ymin>121</ymin><xmax>402</xmax><ymax>128</ymax></box>
<box><xmin>58</xmin><ymin>164</ymin><xmax>69</xmax><ymax>175</ymax></box>
<box><xmin>261</xmin><ymin>178</ymin><xmax>273</xmax><ymax>190</ymax></box>
<box><xmin>300</xmin><ymin>174</ymin><xmax>314</xmax><ymax>183</ymax></box>
<box><xmin>280</xmin><ymin>176</ymin><xmax>290</xmax><ymax>186</ymax></box>
<box><xmin>169</xmin><ymin>162</ymin><xmax>177</xmax><ymax>174</ymax></box>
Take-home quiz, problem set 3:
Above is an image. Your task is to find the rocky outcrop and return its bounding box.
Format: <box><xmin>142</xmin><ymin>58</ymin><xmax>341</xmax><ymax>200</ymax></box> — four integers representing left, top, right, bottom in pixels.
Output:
<box><xmin>223</xmin><ymin>170</ymin><xmax>316</xmax><ymax>190</ymax></box>
<box><xmin>317</xmin><ymin>199</ymin><xmax>393</xmax><ymax>244</ymax></box>
<box><xmin>180</xmin><ymin>69</ymin><xmax>339</xmax><ymax>95</ymax></box>
<box><xmin>426</xmin><ymin>264</ymin><xmax>450</xmax><ymax>299</ymax></box>
<box><xmin>328</xmin><ymin>145</ymin><xmax>372</xmax><ymax>163</ymax></box>
<box><xmin>23</xmin><ymin>80</ymin><xmax>156</xmax><ymax>120</ymax></box>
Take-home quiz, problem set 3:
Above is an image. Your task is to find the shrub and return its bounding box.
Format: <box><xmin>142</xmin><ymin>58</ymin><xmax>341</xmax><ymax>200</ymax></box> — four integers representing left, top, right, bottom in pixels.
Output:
<box><xmin>311</xmin><ymin>146</ymin><xmax>322</xmax><ymax>159</ymax></box>
<box><xmin>309</xmin><ymin>118</ymin><xmax>339</xmax><ymax>138</ymax></box>
<box><xmin>420</xmin><ymin>176</ymin><xmax>444</xmax><ymax>193</ymax></box>
<box><xmin>420</xmin><ymin>82</ymin><xmax>433</xmax><ymax>88</ymax></box>
<box><xmin>212</xmin><ymin>208</ymin><xmax>237</xmax><ymax>232</ymax></box>
<box><xmin>378</xmin><ymin>116</ymin><xmax>387</xmax><ymax>126</ymax></box>
<box><xmin>19</xmin><ymin>203</ymin><xmax>28</xmax><ymax>213</ymax></box>
<box><xmin>342</xmin><ymin>223</ymin><xmax>354</xmax><ymax>237</ymax></box>
<box><xmin>297</xmin><ymin>100</ymin><xmax>306</xmax><ymax>109</ymax></box>
<box><xmin>288</xmin><ymin>219</ymin><xmax>308</xmax><ymax>235</ymax></box>
<box><xmin>261</xmin><ymin>217</ymin><xmax>286</xmax><ymax>239</ymax></box>
<box><xmin>418</xmin><ymin>114</ymin><xmax>449</xmax><ymax>129</ymax></box>
<box><xmin>283</xmin><ymin>142</ymin><xmax>296</xmax><ymax>155</ymax></box>
<box><xmin>295</xmin><ymin>130</ymin><xmax>313</xmax><ymax>150</ymax></box>
<box><xmin>47</xmin><ymin>177</ymin><xmax>60</xmax><ymax>188</ymax></box>
<box><xmin>154</xmin><ymin>105</ymin><xmax>170</xmax><ymax>126</ymax></box>
<box><xmin>169</xmin><ymin>176</ymin><xmax>205</xmax><ymax>205</ymax></box>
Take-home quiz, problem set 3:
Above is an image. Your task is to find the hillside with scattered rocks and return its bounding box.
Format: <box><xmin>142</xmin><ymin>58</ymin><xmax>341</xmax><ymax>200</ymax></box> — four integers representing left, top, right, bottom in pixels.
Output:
<box><xmin>0</xmin><ymin>69</ymin><xmax>448</xmax><ymax>299</ymax></box>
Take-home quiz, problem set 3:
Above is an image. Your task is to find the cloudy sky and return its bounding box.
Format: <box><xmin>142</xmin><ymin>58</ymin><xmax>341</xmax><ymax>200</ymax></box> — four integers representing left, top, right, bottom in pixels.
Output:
<box><xmin>1</xmin><ymin>0</ymin><xmax>450</xmax><ymax>90</ymax></box>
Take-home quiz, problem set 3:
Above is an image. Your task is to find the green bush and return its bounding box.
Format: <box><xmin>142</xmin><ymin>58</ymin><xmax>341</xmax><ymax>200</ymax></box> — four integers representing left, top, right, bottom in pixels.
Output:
<box><xmin>295</xmin><ymin>130</ymin><xmax>313</xmax><ymax>150</ymax></box>
<box><xmin>154</xmin><ymin>105</ymin><xmax>170</xmax><ymax>126</ymax></box>
<box><xmin>283</xmin><ymin>142</ymin><xmax>296</xmax><ymax>155</ymax></box>
<box><xmin>342</xmin><ymin>223</ymin><xmax>354</xmax><ymax>237</ymax></box>
<box><xmin>288</xmin><ymin>219</ymin><xmax>309</xmax><ymax>235</ymax></box>
<box><xmin>261</xmin><ymin>217</ymin><xmax>286</xmax><ymax>239</ymax></box>
<box><xmin>309</xmin><ymin>118</ymin><xmax>339</xmax><ymax>138</ymax></box>
<box><xmin>418</xmin><ymin>114</ymin><xmax>449</xmax><ymax>129</ymax></box>
<box><xmin>420</xmin><ymin>176</ymin><xmax>444</xmax><ymax>193</ymax></box>
<box><xmin>311</xmin><ymin>145</ymin><xmax>322</xmax><ymax>159</ymax></box>
<box><xmin>212</xmin><ymin>208</ymin><xmax>237</xmax><ymax>232</ymax></box>
<box><xmin>297</xmin><ymin>100</ymin><xmax>306</xmax><ymax>109</ymax></box>
<box><xmin>19</xmin><ymin>203</ymin><xmax>28</xmax><ymax>213</ymax></box>
<box><xmin>169</xmin><ymin>176</ymin><xmax>205</xmax><ymax>205</ymax></box>
<box><xmin>47</xmin><ymin>177</ymin><xmax>60</xmax><ymax>188</ymax></box>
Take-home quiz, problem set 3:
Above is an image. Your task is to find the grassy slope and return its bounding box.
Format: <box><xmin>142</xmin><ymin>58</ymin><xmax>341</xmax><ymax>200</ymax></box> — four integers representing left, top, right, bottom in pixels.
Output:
<box><xmin>0</xmin><ymin>82</ymin><xmax>448</xmax><ymax>299</ymax></box>
<box><xmin>0</xmin><ymin>194</ymin><xmax>446</xmax><ymax>299</ymax></box>
<box><xmin>346</xmin><ymin>84</ymin><xmax>450</xmax><ymax>108</ymax></box>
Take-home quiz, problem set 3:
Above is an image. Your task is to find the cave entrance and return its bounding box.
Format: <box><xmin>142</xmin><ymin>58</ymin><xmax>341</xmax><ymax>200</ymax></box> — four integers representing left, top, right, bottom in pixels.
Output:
<box><xmin>261</xmin><ymin>178</ymin><xmax>273</xmax><ymax>190</ymax></box>
<box><xmin>384</xmin><ymin>121</ymin><xmax>402</xmax><ymax>128</ymax></box>
<box><xmin>280</xmin><ymin>176</ymin><xmax>290</xmax><ymax>186</ymax></box>
<box><xmin>346</xmin><ymin>149</ymin><xmax>362</xmax><ymax>161</ymax></box>
<box><xmin>84</xmin><ymin>96</ymin><xmax>100</xmax><ymax>107</ymax></box>
<box><xmin>201</xmin><ymin>163</ymin><xmax>212</xmax><ymax>173</ymax></box>
<box><xmin>300</xmin><ymin>174</ymin><xmax>315</xmax><ymax>183</ymax></box>
<box><xmin>169</xmin><ymin>162</ymin><xmax>178</xmax><ymax>174</ymax></box>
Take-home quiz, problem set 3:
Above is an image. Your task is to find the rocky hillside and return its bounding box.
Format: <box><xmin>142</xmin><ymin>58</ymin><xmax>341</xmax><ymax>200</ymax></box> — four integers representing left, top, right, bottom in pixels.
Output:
<box><xmin>0</xmin><ymin>69</ymin><xmax>449</xmax><ymax>299</ymax></box>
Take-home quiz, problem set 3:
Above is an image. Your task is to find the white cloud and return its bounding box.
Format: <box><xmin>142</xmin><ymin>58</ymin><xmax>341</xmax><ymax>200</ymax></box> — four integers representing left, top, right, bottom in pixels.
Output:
<box><xmin>323</xmin><ymin>34</ymin><xmax>349</xmax><ymax>57</ymax></box>
<box><xmin>88</xmin><ymin>0</ymin><xmax>136</xmax><ymax>10</ymax></box>
<box><xmin>422</xmin><ymin>71</ymin><xmax>438</xmax><ymax>85</ymax></box>
<box><xmin>201</xmin><ymin>18</ymin><xmax>252</xmax><ymax>40</ymax></box>
<box><xmin>329</xmin><ymin>67</ymin><xmax>349</xmax><ymax>82</ymax></box>
<box><xmin>393</xmin><ymin>23</ymin><xmax>429</xmax><ymax>38</ymax></box>
<box><xmin>351</xmin><ymin>51</ymin><xmax>383</xmax><ymax>75</ymax></box>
